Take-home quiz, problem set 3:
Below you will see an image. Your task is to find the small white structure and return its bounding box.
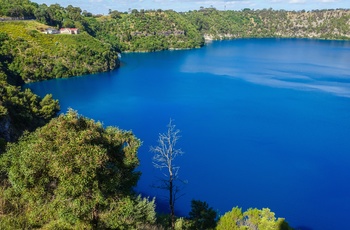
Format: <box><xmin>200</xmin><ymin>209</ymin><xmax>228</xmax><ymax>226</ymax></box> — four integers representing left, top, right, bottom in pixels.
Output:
<box><xmin>44</xmin><ymin>28</ymin><xmax>59</xmax><ymax>34</ymax></box>
<box><xmin>59</xmin><ymin>28</ymin><xmax>79</xmax><ymax>34</ymax></box>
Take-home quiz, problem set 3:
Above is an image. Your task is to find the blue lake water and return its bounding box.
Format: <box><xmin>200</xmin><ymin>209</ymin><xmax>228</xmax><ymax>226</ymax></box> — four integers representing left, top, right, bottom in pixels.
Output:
<box><xmin>26</xmin><ymin>39</ymin><xmax>350</xmax><ymax>230</ymax></box>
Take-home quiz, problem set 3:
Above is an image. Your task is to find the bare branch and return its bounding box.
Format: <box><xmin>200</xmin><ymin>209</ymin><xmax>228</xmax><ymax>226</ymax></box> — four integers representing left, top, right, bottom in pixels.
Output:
<box><xmin>150</xmin><ymin>119</ymin><xmax>186</xmax><ymax>230</ymax></box>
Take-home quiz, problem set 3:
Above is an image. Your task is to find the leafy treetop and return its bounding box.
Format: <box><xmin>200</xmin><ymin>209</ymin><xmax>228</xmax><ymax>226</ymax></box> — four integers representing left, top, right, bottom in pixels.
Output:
<box><xmin>0</xmin><ymin>110</ymin><xmax>157</xmax><ymax>229</ymax></box>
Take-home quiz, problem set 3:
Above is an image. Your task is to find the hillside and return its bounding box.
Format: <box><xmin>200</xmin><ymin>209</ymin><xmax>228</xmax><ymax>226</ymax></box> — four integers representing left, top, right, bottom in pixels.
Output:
<box><xmin>89</xmin><ymin>8</ymin><xmax>350</xmax><ymax>51</ymax></box>
<box><xmin>1</xmin><ymin>2</ymin><xmax>332</xmax><ymax>229</ymax></box>
<box><xmin>184</xmin><ymin>8</ymin><xmax>350</xmax><ymax>40</ymax></box>
<box><xmin>0</xmin><ymin>31</ymin><xmax>60</xmax><ymax>151</ymax></box>
<box><xmin>89</xmin><ymin>10</ymin><xmax>204</xmax><ymax>52</ymax></box>
<box><xmin>0</xmin><ymin>3</ymin><xmax>349</xmax><ymax>83</ymax></box>
<box><xmin>0</xmin><ymin>3</ymin><xmax>349</xmax><ymax>146</ymax></box>
<box><xmin>0</xmin><ymin>20</ymin><xmax>119</xmax><ymax>82</ymax></box>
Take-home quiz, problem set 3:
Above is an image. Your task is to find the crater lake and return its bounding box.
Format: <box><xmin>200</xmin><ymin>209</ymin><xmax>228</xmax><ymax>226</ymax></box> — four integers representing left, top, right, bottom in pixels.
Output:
<box><xmin>26</xmin><ymin>38</ymin><xmax>350</xmax><ymax>230</ymax></box>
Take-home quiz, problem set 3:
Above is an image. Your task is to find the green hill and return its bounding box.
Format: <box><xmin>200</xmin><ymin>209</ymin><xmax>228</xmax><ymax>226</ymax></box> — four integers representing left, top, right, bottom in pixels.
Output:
<box><xmin>0</xmin><ymin>31</ymin><xmax>59</xmax><ymax>150</ymax></box>
<box><xmin>90</xmin><ymin>10</ymin><xmax>204</xmax><ymax>52</ymax></box>
<box><xmin>1</xmin><ymin>2</ymin><xmax>349</xmax><ymax>84</ymax></box>
<box><xmin>184</xmin><ymin>8</ymin><xmax>350</xmax><ymax>40</ymax></box>
<box><xmin>0</xmin><ymin>21</ymin><xmax>119</xmax><ymax>82</ymax></box>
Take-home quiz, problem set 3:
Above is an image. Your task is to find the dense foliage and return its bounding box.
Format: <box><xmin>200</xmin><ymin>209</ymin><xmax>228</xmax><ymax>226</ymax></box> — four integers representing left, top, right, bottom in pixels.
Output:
<box><xmin>216</xmin><ymin>207</ymin><xmax>292</xmax><ymax>230</ymax></box>
<box><xmin>0</xmin><ymin>1</ymin><xmax>344</xmax><ymax>228</ymax></box>
<box><xmin>183</xmin><ymin>7</ymin><xmax>350</xmax><ymax>40</ymax></box>
<box><xmin>1</xmin><ymin>1</ymin><xmax>350</xmax><ymax>82</ymax></box>
<box><xmin>33</xmin><ymin>3</ymin><xmax>96</xmax><ymax>35</ymax></box>
<box><xmin>0</xmin><ymin>110</ymin><xmax>156</xmax><ymax>229</ymax></box>
<box><xmin>189</xmin><ymin>200</ymin><xmax>217</xmax><ymax>230</ymax></box>
<box><xmin>86</xmin><ymin>8</ymin><xmax>350</xmax><ymax>51</ymax></box>
<box><xmin>0</xmin><ymin>22</ymin><xmax>118</xmax><ymax>82</ymax></box>
<box><xmin>0</xmin><ymin>82</ymin><xmax>59</xmax><ymax>145</ymax></box>
<box><xmin>0</xmin><ymin>31</ymin><xmax>59</xmax><ymax>151</ymax></box>
<box><xmin>0</xmin><ymin>0</ymin><xmax>37</xmax><ymax>18</ymax></box>
<box><xmin>92</xmin><ymin>10</ymin><xmax>204</xmax><ymax>52</ymax></box>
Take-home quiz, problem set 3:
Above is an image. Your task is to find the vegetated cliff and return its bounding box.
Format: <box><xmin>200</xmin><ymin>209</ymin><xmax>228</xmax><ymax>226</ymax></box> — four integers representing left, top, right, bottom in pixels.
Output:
<box><xmin>184</xmin><ymin>8</ymin><xmax>350</xmax><ymax>40</ymax></box>
<box><xmin>88</xmin><ymin>8</ymin><xmax>350</xmax><ymax>51</ymax></box>
<box><xmin>90</xmin><ymin>9</ymin><xmax>205</xmax><ymax>52</ymax></box>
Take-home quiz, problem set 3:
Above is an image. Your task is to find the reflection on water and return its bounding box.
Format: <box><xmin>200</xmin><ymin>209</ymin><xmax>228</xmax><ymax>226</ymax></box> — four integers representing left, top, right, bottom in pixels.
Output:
<box><xmin>181</xmin><ymin>39</ymin><xmax>350</xmax><ymax>97</ymax></box>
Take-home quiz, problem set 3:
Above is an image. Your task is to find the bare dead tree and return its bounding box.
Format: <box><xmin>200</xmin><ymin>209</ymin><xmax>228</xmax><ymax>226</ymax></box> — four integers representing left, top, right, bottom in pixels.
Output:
<box><xmin>150</xmin><ymin>119</ymin><xmax>184</xmax><ymax>230</ymax></box>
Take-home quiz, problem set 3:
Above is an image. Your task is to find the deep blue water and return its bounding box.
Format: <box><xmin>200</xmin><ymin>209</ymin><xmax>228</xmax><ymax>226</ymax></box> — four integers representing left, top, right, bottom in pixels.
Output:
<box><xmin>26</xmin><ymin>39</ymin><xmax>350</xmax><ymax>230</ymax></box>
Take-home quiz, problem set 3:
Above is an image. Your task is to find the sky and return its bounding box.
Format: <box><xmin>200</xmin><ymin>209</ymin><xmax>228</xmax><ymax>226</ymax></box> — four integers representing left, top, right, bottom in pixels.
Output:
<box><xmin>32</xmin><ymin>0</ymin><xmax>349</xmax><ymax>15</ymax></box>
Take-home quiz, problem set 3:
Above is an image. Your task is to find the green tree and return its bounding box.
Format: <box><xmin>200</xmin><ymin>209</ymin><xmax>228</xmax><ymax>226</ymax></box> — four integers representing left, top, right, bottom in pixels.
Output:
<box><xmin>0</xmin><ymin>79</ymin><xmax>59</xmax><ymax>147</ymax></box>
<box><xmin>39</xmin><ymin>94</ymin><xmax>60</xmax><ymax>119</ymax></box>
<box><xmin>216</xmin><ymin>207</ymin><xmax>293</xmax><ymax>230</ymax></box>
<box><xmin>66</xmin><ymin>5</ymin><xmax>82</xmax><ymax>21</ymax></box>
<box><xmin>62</xmin><ymin>18</ymin><xmax>75</xmax><ymax>28</ymax></box>
<box><xmin>0</xmin><ymin>110</ymin><xmax>156</xmax><ymax>229</ymax></box>
<box><xmin>0</xmin><ymin>0</ymin><xmax>37</xmax><ymax>18</ymax></box>
<box><xmin>216</xmin><ymin>207</ymin><xmax>244</xmax><ymax>230</ymax></box>
<box><xmin>189</xmin><ymin>199</ymin><xmax>217</xmax><ymax>230</ymax></box>
<box><xmin>34</xmin><ymin>3</ymin><xmax>49</xmax><ymax>24</ymax></box>
<box><xmin>109</xmin><ymin>10</ymin><xmax>122</xmax><ymax>19</ymax></box>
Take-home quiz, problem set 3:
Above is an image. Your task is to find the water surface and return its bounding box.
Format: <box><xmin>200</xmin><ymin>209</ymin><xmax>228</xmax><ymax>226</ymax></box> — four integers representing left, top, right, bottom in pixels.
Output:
<box><xmin>27</xmin><ymin>39</ymin><xmax>350</xmax><ymax>230</ymax></box>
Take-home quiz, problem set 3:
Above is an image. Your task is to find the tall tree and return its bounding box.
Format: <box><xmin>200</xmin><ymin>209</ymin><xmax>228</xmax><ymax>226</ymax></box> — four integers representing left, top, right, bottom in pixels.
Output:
<box><xmin>150</xmin><ymin>119</ymin><xmax>185</xmax><ymax>229</ymax></box>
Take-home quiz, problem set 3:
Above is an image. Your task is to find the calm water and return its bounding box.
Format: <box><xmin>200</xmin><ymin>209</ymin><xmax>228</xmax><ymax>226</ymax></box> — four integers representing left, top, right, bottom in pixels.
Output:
<box><xmin>26</xmin><ymin>39</ymin><xmax>350</xmax><ymax>230</ymax></box>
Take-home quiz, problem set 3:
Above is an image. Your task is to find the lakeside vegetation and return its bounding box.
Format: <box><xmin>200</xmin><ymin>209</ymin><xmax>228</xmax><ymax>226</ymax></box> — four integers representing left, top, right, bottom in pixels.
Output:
<box><xmin>0</xmin><ymin>1</ymin><xmax>349</xmax><ymax>83</ymax></box>
<box><xmin>1</xmin><ymin>0</ymin><xmax>349</xmax><ymax>229</ymax></box>
<box><xmin>0</xmin><ymin>32</ymin><xmax>59</xmax><ymax>152</ymax></box>
<box><xmin>0</xmin><ymin>110</ymin><xmax>293</xmax><ymax>230</ymax></box>
<box><xmin>184</xmin><ymin>7</ymin><xmax>350</xmax><ymax>40</ymax></box>
<box><xmin>0</xmin><ymin>22</ymin><xmax>118</xmax><ymax>82</ymax></box>
<box><xmin>0</xmin><ymin>7</ymin><xmax>349</xmax><ymax>82</ymax></box>
<box><xmin>91</xmin><ymin>10</ymin><xmax>204</xmax><ymax>52</ymax></box>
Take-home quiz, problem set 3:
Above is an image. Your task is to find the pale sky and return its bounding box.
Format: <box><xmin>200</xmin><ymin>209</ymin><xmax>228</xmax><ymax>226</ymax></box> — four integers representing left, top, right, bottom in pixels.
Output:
<box><xmin>32</xmin><ymin>0</ymin><xmax>349</xmax><ymax>15</ymax></box>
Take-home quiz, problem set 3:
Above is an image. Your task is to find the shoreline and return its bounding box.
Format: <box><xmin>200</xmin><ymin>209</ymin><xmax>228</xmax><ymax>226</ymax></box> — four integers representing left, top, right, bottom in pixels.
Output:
<box><xmin>21</xmin><ymin>36</ymin><xmax>350</xmax><ymax>84</ymax></box>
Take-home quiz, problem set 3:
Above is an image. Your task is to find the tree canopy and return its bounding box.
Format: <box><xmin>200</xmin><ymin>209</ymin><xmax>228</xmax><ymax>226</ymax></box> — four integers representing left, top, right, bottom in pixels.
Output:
<box><xmin>0</xmin><ymin>110</ymin><xmax>156</xmax><ymax>229</ymax></box>
<box><xmin>0</xmin><ymin>0</ymin><xmax>37</xmax><ymax>18</ymax></box>
<box><xmin>216</xmin><ymin>207</ymin><xmax>293</xmax><ymax>230</ymax></box>
<box><xmin>189</xmin><ymin>199</ymin><xmax>217</xmax><ymax>230</ymax></box>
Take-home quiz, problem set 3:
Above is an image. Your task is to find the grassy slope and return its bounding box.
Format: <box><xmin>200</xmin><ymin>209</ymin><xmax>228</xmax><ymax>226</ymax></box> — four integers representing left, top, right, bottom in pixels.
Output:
<box><xmin>0</xmin><ymin>20</ymin><xmax>119</xmax><ymax>82</ymax></box>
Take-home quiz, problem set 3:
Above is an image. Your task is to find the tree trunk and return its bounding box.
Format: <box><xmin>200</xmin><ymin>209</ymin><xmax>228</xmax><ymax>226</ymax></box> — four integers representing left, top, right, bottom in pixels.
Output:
<box><xmin>170</xmin><ymin>176</ymin><xmax>175</xmax><ymax>230</ymax></box>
